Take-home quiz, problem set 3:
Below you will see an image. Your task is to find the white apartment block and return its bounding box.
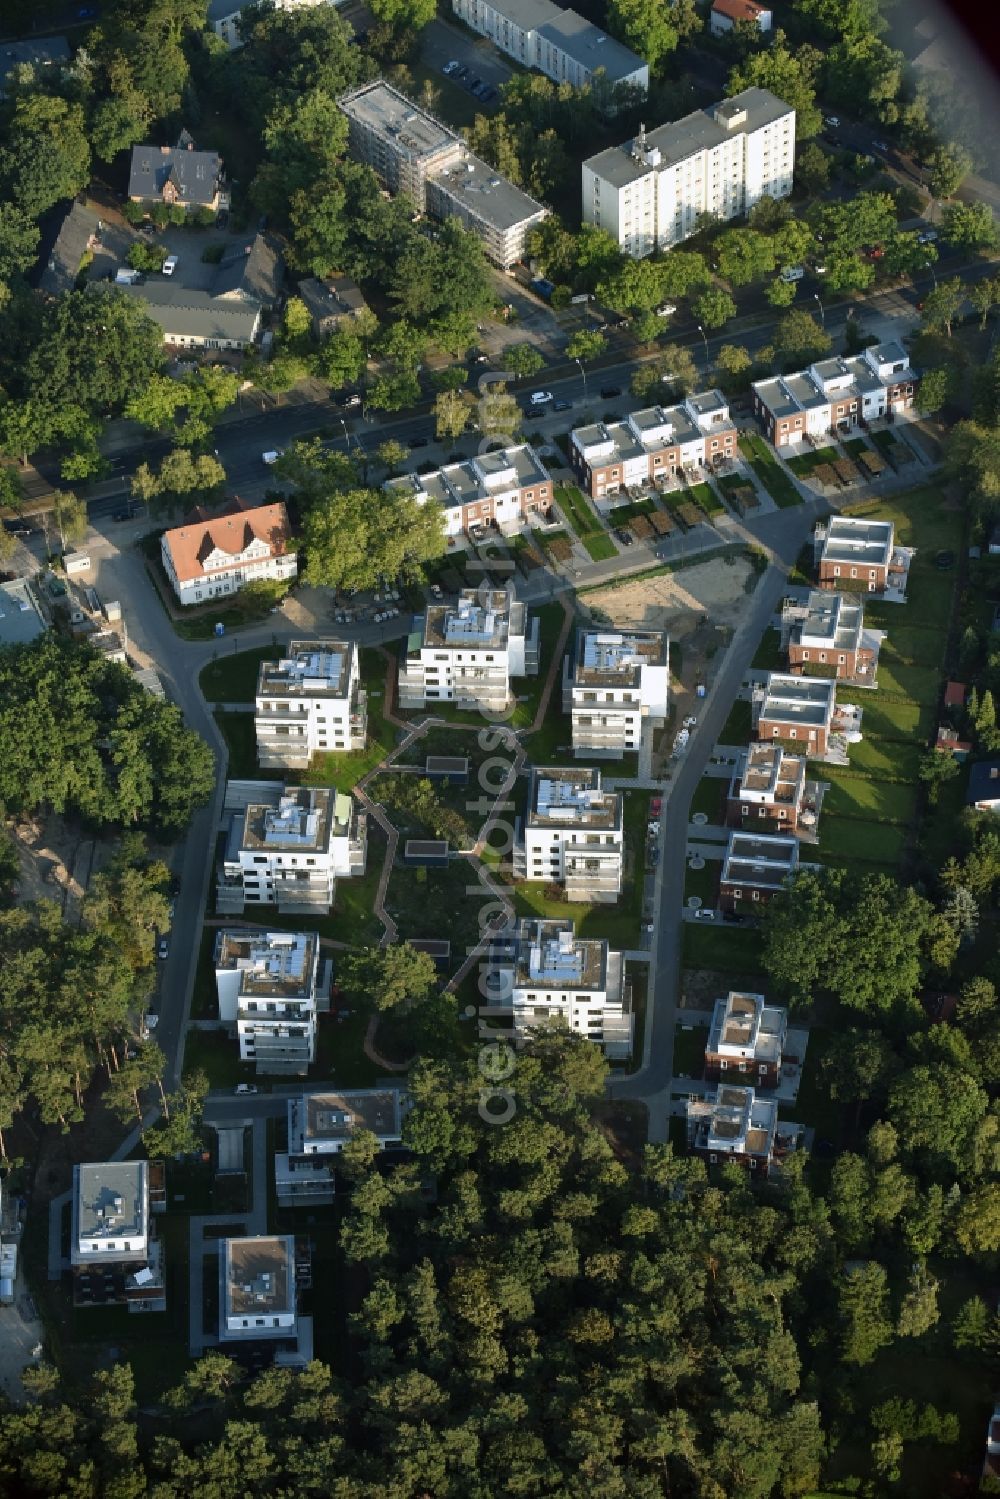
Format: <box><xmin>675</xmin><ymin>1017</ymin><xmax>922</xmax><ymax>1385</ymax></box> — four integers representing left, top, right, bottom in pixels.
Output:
<box><xmin>339</xmin><ymin>81</ymin><xmax>548</xmax><ymax>268</ymax></box>
<box><xmin>276</xmin><ymin>1088</ymin><xmax>410</xmax><ymax>1206</ymax></box>
<box><xmin>582</xmin><ymin>88</ymin><xmax>795</xmax><ymax>256</ymax></box>
<box><xmin>397</xmin><ymin>588</ymin><xmax>539</xmax><ymax>713</ymax></box>
<box><xmin>208</xmin><ymin>0</ymin><xmax>331</xmax><ymax>49</ymax></box>
<box><xmin>214</xmin><ymin>929</ymin><xmax>328</xmax><ymax>1075</ymax></box>
<box><xmin>570</xmin><ymin>390</ymin><xmax>737</xmax><ymax>505</ymax></box>
<box><xmin>385</xmin><ymin>444</ymin><xmax>553</xmax><ymax>539</ymax></box>
<box><xmin>217</xmin><ymin>781</ymin><xmax>366</xmax><ymax>916</ymax></box>
<box><xmin>514</xmin><ymin>767</ymin><xmax>623</xmax><ymax>902</ymax></box>
<box><xmin>71</xmin><ymin>1161</ymin><xmax>166</xmax><ymax>1312</ymax></box>
<box><xmin>563</xmin><ymin>628</ymin><xmax>669</xmax><ymax>759</ymax></box>
<box><xmin>491</xmin><ymin>918</ymin><xmax>633</xmax><ymax>1057</ymax></box>
<box><xmin>219</xmin><ymin>1234</ymin><xmax>312</xmax><ymax>1365</ymax></box>
<box><xmin>255</xmin><ymin>640</ymin><xmax>367</xmax><ymax>770</ymax></box>
<box><xmin>452</xmin><ymin>0</ymin><xmax>648</xmax><ymax>105</ymax></box>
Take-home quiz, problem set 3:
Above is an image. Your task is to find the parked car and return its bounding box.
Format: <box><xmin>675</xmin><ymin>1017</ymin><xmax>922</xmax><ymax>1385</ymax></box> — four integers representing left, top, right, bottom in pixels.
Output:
<box><xmin>655</xmin><ymin>303</ymin><xmax>677</xmax><ymax>317</ymax></box>
<box><xmin>616</xmin><ymin>528</ymin><xmax>633</xmax><ymax>546</ymax></box>
<box><xmin>430</xmin><ymin>583</ymin><xmax>443</xmax><ymax>599</ymax></box>
<box><xmin>600</xmin><ymin>385</ymin><xmax>622</xmax><ymax>399</ymax></box>
<box><xmin>553</xmin><ymin>398</ymin><xmax>572</xmax><ymax>411</ymax></box>
<box><xmin>917</xmin><ymin>229</ymin><xmax>938</xmax><ymax>245</ymax></box>
<box><xmin>442</xmin><ymin>59</ymin><xmax>459</xmax><ymax>75</ymax></box>
<box><xmin>408</xmin><ymin>435</ymin><xmax>429</xmax><ymax>448</ymax></box>
<box><xmin>872</xmin><ymin>139</ymin><xmax>889</xmax><ymax>153</ymax></box>
<box><xmin>111</xmin><ymin>506</ymin><xmax>137</xmax><ymax>521</ymax></box>
<box><xmin>235</xmin><ymin>1084</ymin><xmax>258</xmax><ymax>1096</ymax></box>
<box><xmin>157</xmin><ymin>937</ymin><xmax>169</xmax><ymax>960</ymax></box>
<box><xmin>162</xmin><ymin>255</ymin><xmax>179</xmax><ymax>277</ymax></box>
<box><xmin>530</xmin><ymin>390</ymin><xmax>553</xmax><ymax>405</ymax></box>
<box><xmin>780</xmin><ymin>265</ymin><xmax>804</xmax><ymax>283</ymax></box>
<box><xmin>823</xmin><ymin>114</ymin><xmax>840</xmax><ymax>128</ymax></box>
<box><xmin>650</xmin><ymin>798</ymin><xmax>662</xmax><ymax>815</ymax></box>
<box><xmin>262</xmin><ymin>449</ymin><xmax>283</xmax><ymax>465</ymax></box>
<box><xmin>479</xmin><ymin>87</ymin><xmax>496</xmax><ymax>102</ymax></box>
<box><xmin>341</xmin><ymin>393</ymin><xmax>362</xmax><ymax>409</ymax></box>
<box><xmin>3</xmin><ymin>518</ymin><xmax>31</xmax><ymax>535</ymax></box>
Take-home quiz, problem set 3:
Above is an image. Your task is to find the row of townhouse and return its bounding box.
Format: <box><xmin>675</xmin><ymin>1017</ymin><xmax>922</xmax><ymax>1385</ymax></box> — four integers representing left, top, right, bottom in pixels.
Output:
<box><xmin>451</xmin><ymin>0</ymin><xmax>648</xmax><ymax>106</ymax></box>
<box><xmin>582</xmin><ymin>88</ymin><xmax>795</xmax><ymax>257</ymax></box>
<box><xmin>569</xmin><ymin>389</ymin><xmax>738</xmax><ymax>505</ymax></box>
<box><xmin>338</xmin><ymin>80</ymin><xmax>548</xmax><ymax>269</ymax></box>
<box><xmin>385</xmin><ymin>444</ymin><xmax>553</xmax><ymax>538</ymax></box>
<box><xmin>752</xmin><ymin>342</ymin><xmax>918</xmax><ymax>446</ymax></box>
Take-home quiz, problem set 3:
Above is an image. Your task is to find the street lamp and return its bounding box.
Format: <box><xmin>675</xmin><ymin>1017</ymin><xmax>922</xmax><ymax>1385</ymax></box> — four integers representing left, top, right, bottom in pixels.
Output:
<box><xmin>573</xmin><ymin>356</ymin><xmax>587</xmax><ymax>400</ymax></box>
<box><xmin>924</xmin><ymin>260</ymin><xmax>938</xmax><ymax>290</ymax></box>
<box><xmin>813</xmin><ymin>293</ymin><xmax>825</xmax><ymax>327</ymax></box>
<box><xmin>339</xmin><ymin>418</ymin><xmax>351</xmax><ymax>452</ymax></box>
<box><xmin>695</xmin><ymin>322</ymin><xmax>709</xmax><ymax>361</ymax></box>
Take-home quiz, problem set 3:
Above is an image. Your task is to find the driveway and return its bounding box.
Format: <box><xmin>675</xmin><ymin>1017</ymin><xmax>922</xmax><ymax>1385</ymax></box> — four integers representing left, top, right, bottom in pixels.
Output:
<box><xmin>421</xmin><ymin>16</ymin><xmax>513</xmax><ymax>92</ymax></box>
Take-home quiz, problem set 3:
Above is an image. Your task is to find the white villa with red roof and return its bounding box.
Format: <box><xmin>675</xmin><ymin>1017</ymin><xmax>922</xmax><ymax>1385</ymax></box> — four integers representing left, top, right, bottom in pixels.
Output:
<box><xmin>159</xmin><ymin>499</ymin><xmax>297</xmax><ymax>606</ymax></box>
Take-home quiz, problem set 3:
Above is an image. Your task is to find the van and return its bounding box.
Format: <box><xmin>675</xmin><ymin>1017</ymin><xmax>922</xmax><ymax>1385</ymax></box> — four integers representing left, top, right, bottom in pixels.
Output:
<box><xmin>64</xmin><ymin>552</ymin><xmax>92</xmax><ymax>575</ymax></box>
<box><xmin>114</xmin><ymin>268</ymin><xmax>142</xmax><ymax>285</ymax></box>
<box><xmin>780</xmin><ymin>266</ymin><xmax>804</xmax><ymax>283</ymax></box>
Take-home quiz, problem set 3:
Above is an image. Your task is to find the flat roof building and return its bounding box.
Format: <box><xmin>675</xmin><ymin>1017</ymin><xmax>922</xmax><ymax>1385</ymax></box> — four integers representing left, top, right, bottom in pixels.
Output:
<box><xmin>752</xmin><ymin>344</ymin><xmax>918</xmax><ymax>446</ymax></box>
<box><xmin>398</xmin><ymin>588</ymin><xmax>539</xmax><ymax>713</ymax></box>
<box><xmin>386</xmin><ymin>444</ymin><xmax>553</xmax><ymax>539</ymax></box>
<box><xmin>218</xmin><ymin>780</ymin><xmax>366</xmax><ymax>916</ymax></box>
<box><xmin>0</xmin><ymin>577</ymin><xmax>46</xmax><ymax>648</ymax></box>
<box><xmin>814</xmin><ymin>516</ymin><xmax>895</xmax><ymax>592</ymax></box>
<box><xmin>214</xmin><ymin>929</ymin><xmax>326</xmax><ymax>1074</ymax></box>
<box><xmin>255</xmin><ymin>640</ymin><xmax>367</xmax><ymax>769</ymax></box>
<box><xmin>569</xmin><ymin>392</ymin><xmax>737</xmax><ymax>505</ymax></box>
<box><xmin>783</xmin><ymin>590</ymin><xmax>881</xmax><ymax>686</ymax></box>
<box><xmin>705</xmin><ymin>990</ymin><xmax>787</xmax><ymax>1088</ymax></box>
<box><xmin>218</xmin><ymin>1234</ymin><xmax>311</xmax><ymax>1364</ymax></box>
<box><xmin>687</xmin><ymin>1084</ymin><xmax>787</xmax><ymax>1175</ymax></box>
<box><xmin>753</xmin><ymin>672</ymin><xmax>838</xmax><ymax>755</ymax></box>
<box><xmin>564</xmin><ymin>628</ymin><xmax>669</xmax><ymax>759</ymax></box>
<box><xmin>276</xmin><ymin>1087</ymin><xmax>410</xmax><ymax>1205</ymax></box>
<box><xmin>490</xmin><ymin>917</ymin><xmax>633</xmax><ymax>1058</ymax></box>
<box><xmin>71</xmin><ymin>1160</ymin><xmax>165</xmax><ymax>1312</ymax></box>
<box><xmin>727</xmin><ymin>742</ymin><xmax>813</xmax><ymax>835</ymax></box>
<box><xmin>719</xmin><ymin>831</ymin><xmax>800</xmax><ymax>910</ymax></box>
<box><xmin>515</xmin><ymin>767</ymin><xmax>624</xmax><ymax>901</ymax></box>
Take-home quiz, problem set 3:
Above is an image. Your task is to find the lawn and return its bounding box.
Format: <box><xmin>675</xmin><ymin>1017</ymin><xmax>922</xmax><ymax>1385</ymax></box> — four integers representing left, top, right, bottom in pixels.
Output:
<box><xmin>838</xmin><ymin>695</ymin><xmax>933</xmax><ymax>741</ymax></box>
<box><xmin>182</xmin><ymin>1028</ymin><xmax>258</xmax><ymax>1091</ymax></box>
<box><xmin>820</xmin><ymin>771</ymin><xmax>917</xmax><ymax>824</ymax></box>
<box><xmin>200</xmin><ymin>645</ymin><xmax>276</xmax><ymax>703</ymax></box>
<box><xmin>303</xmin><ymin>650</ymin><xmax>397</xmax><ymax>791</ymax></box>
<box><xmin>841</xmin><ymin>436</ymin><xmax>871</xmax><ymax>458</ymax></box>
<box><xmin>738</xmin><ymin>432</ymin><xmax>803</xmax><ymax>508</ymax></box>
<box><xmin>555</xmin><ymin>483</ymin><xmax>604</xmax><ymax>542</ymax></box>
<box><xmin>842</xmin><ymin>736</ymin><xmax>923</xmax><ymax>782</ymax></box>
<box><xmin>582</xmin><ymin>531</ymin><xmax>618</xmax><ymax>561</ymax></box>
<box><xmin>672</xmin><ymin>1023</ymin><xmax>708</xmax><ymax>1078</ymax></box>
<box><xmin>818</xmin><ymin>815</ymin><xmax>908</xmax><ymax>865</ymax></box>
<box><xmin>686</xmin><ymin>480</ymin><xmax>725</xmax><ymax>517</ymax></box>
<box><xmin>681</xmin><ymin>921</ymin><xmax>764</xmax><ymax>974</ymax></box>
<box><xmin>718</xmin><ymin>699</ymin><xmax>753</xmax><ymax>746</ymax></box>
<box><xmin>751</xmin><ymin>628</ymin><xmax>784</xmax><ymax>671</ymax></box>
<box><xmin>385</xmin><ymin>858</ymin><xmax>494</xmax><ymax>971</ymax></box>
<box><xmin>214</xmin><ymin>710</ymin><xmax>278</xmax><ymax>780</ymax></box>
<box><xmin>880</xmin><ymin>626</ymin><xmax>945</xmax><ymax>669</ymax></box>
<box><xmin>785</xmin><ymin>445</ymin><xmax>838</xmax><ymax>476</ymax></box>
<box><xmin>684</xmin><ymin>859</ymin><xmax>720</xmax><ymax>907</ymax></box>
<box><xmin>876</xmin><ymin>660</ymin><xmax>943</xmax><ymax>705</ymax></box>
<box><xmin>689</xmin><ymin>775</ymin><xmax>728</xmax><ymax>823</ymax></box>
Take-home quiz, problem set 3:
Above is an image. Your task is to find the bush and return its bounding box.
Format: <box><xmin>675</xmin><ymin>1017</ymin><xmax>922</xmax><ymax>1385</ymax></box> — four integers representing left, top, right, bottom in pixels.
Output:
<box><xmin>123</xmin><ymin>200</ymin><xmax>146</xmax><ymax>226</ymax></box>
<box><xmin>127</xmin><ymin>242</ymin><xmax>167</xmax><ymax>272</ymax></box>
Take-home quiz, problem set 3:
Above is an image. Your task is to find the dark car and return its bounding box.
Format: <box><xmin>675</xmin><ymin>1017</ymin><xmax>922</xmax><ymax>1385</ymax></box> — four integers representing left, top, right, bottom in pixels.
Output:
<box><xmin>553</xmin><ymin>398</ymin><xmax>572</xmax><ymax>412</ymax></box>
<box><xmin>600</xmin><ymin>385</ymin><xmax>622</xmax><ymax>399</ymax></box>
<box><xmin>480</xmin><ymin>86</ymin><xmax>496</xmax><ymax>102</ymax></box>
<box><xmin>408</xmin><ymin>435</ymin><xmax>429</xmax><ymax>449</ymax></box>
<box><xmin>112</xmin><ymin>506</ymin><xmax>138</xmax><ymax>521</ymax></box>
<box><xmin>616</xmin><ymin>528</ymin><xmax>633</xmax><ymax>546</ymax></box>
<box><xmin>169</xmin><ymin>875</ymin><xmax>181</xmax><ymax>897</ymax></box>
<box><xmin>468</xmin><ymin>77</ymin><xmax>482</xmax><ymax>92</ymax></box>
<box><xmin>2</xmin><ymin>518</ymin><xmax>30</xmax><ymax>535</ymax></box>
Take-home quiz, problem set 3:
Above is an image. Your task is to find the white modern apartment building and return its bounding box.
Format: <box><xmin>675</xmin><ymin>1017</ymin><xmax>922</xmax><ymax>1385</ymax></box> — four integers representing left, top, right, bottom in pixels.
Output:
<box><xmin>582</xmin><ymin>88</ymin><xmax>795</xmax><ymax>256</ymax></box>
<box><xmin>339</xmin><ymin>81</ymin><xmax>548</xmax><ymax>268</ymax></box>
<box><xmin>514</xmin><ymin>767</ymin><xmax>623</xmax><ymax>902</ymax></box>
<box><xmin>491</xmin><ymin>918</ymin><xmax>633</xmax><ymax>1058</ymax></box>
<box><xmin>563</xmin><ymin>628</ymin><xmax>669</xmax><ymax>758</ymax></box>
<box><xmin>276</xmin><ymin>1088</ymin><xmax>410</xmax><ymax>1206</ymax></box>
<box><xmin>214</xmin><ymin>929</ymin><xmax>328</xmax><ymax>1074</ymax></box>
<box><xmin>71</xmin><ymin>1161</ymin><xmax>166</xmax><ymax>1312</ymax></box>
<box><xmin>217</xmin><ymin>781</ymin><xmax>366</xmax><ymax>916</ymax></box>
<box><xmin>451</xmin><ymin>0</ymin><xmax>648</xmax><ymax>105</ymax></box>
<box><xmin>397</xmin><ymin>588</ymin><xmax>539</xmax><ymax>712</ymax></box>
<box><xmin>218</xmin><ymin>1234</ymin><xmax>312</xmax><ymax>1365</ymax></box>
<box><xmin>385</xmin><ymin>444</ymin><xmax>553</xmax><ymax>539</ymax></box>
<box><xmin>255</xmin><ymin>640</ymin><xmax>367</xmax><ymax>770</ymax></box>
<box><xmin>570</xmin><ymin>390</ymin><xmax>738</xmax><ymax>504</ymax></box>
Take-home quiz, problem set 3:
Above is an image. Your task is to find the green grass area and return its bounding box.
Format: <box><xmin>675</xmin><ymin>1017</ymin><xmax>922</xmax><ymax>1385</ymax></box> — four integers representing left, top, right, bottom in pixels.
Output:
<box><xmin>785</xmin><ymin>445</ymin><xmax>838</xmax><ymax>476</ymax></box>
<box><xmin>672</xmin><ymin>1023</ymin><xmax>708</xmax><ymax>1078</ymax></box>
<box><xmin>302</xmin><ymin>651</ymin><xmax>397</xmax><ymax>792</ymax></box>
<box><xmin>839</xmin><ymin>694</ymin><xmax>933</xmax><ymax>741</ymax></box>
<box><xmin>869</xmin><ymin>427</ymin><xmax>906</xmax><ymax>460</ymax></box>
<box><xmin>920</xmin><ymin>773</ymin><xmax>968</xmax><ymax>869</ymax></box>
<box><xmin>686</xmin><ymin>480</ymin><xmax>725</xmax><ymax>517</ymax></box>
<box><xmin>751</xmin><ymin>628</ymin><xmax>784</xmax><ymax>671</ymax></box>
<box><xmin>681</xmin><ymin>921</ymin><xmax>764</xmax><ymax>974</ymax></box>
<box><xmin>818</xmin><ymin>815</ymin><xmax>908</xmax><ymax>864</ymax></box>
<box><xmin>782</xmin><ymin>1025</ymin><xmax>840</xmax><ymax>1141</ymax></box>
<box><xmin>738</xmin><ymin>432</ymin><xmax>803</xmax><ymax>508</ymax></box>
<box><xmin>820</xmin><ymin>771</ymin><xmax>918</xmax><ymax>824</ymax></box>
<box><xmin>385</xmin><ymin>858</ymin><xmax>492</xmax><ymax>971</ymax></box>
<box><xmin>842</xmin><ymin>736</ymin><xmax>923</xmax><ymax>782</ymax></box>
<box><xmin>199</xmin><ymin>645</ymin><xmax>276</xmax><ymax>702</ymax></box>
<box><xmin>880</xmin><ymin>626</ymin><xmax>945</xmax><ymax>669</ymax></box>
<box><xmin>841</xmin><ymin>436</ymin><xmax>871</xmax><ymax>458</ymax></box>
<box><xmin>182</xmin><ymin>1028</ymin><xmax>257</xmax><ymax>1091</ymax></box>
<box><xmin>683</xmin><ymin>859</ymin><xmax>720</xmax><ymax>907</ymax></box>
<box><xmin>214</xmin><ymin>710</ymin><xmax>275</xmax><ymax>780</ymax></box>
<box><xmin>689</xmin><ymin>775</ymin><xmax>727</xmax><ymax>823</ymax></box>
<box><xmin>718</xmin><ymin>699</ymin><xmax>753</xmax><ymax>746</ymax></box>
<box><xmin>582</xmin><ymin>532</ymin><xmax>618</xmax><ymax>562</ymax></box>
<box><xmin>554</xmin><ymin>483</ymin><xmax>603</xmax><ymax>541</ymax></box>
<box><xmin>605</xmin><ymin>497</ymin><xmax>656</xmax><ymax>524</ymax></box>
<box><xmin>190</xmin><ymin>925</ymin><xmax>220</xmax><ymax>1020</ymax></box>
<box><xmin>876</xmin><ymin>660</ymin><xmax>943</xmax><ymax>705</ymax></box>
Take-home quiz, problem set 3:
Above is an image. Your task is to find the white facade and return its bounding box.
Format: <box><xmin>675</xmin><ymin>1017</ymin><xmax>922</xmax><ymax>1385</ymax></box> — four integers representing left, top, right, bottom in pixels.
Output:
<box><xmin>515</xmin><ymin>767</ymin><xmax>623</xmax><ymax>901</ymax></box>
<box><xmin>159</xmin><ymin>501</ymin><xmax>296</xmax><ymax>608</ymax></box>
<box><xmin>753</xmin><ymin>342</ymin><xmax>918</xmax><ymax>446</ymax></box>
<box><xmin>209</xmin><ymin>0</ymin><xmax>334</xmax><ymax>49</ymax></box>
<box><xmin>710</xmin><ymin>0</ymin><xmax>773</xmax><ymax>36</ymax></box>
<box><xmin>217</xmin><ymin>781</ymin><xmax>366</xmax><ymax>916</ymax></box>
<box><xmin>397</xmin><ymin>588</ymin><xmax>539</xmax><ymax>712</ymax></box>
<box><xmin>452</xmin><ymin>0</ymin><xmax>648</xmax><ymax>104</ymax></box>
<box><xmin>214</xmin><ymin>929</ymin><xmax>323</xmax><ymax>1074</ymax></box>
<box><xmin>386</xmin><ymin>444</ymin><xmax>553</xmax><ymax>539</ymax></box>
<box><xmin>255</xmin><ymin>640</ymin><xmax>367</xmax><ymax>770</ymax></box>
<box><xmin>276</xmin><ymin>1088</ymin><xmax>410</xmax><ymax>1205</ymax></box>
<box><xmin>492</xmin><ymin>918</ymin><xmax>633</xmax><ymax>1058</ymax></box>
<box><xmin>219</xmin><ymin>1235</ymin><xmax>305</xmax><ymax>1360</ymax></box>
<box><xmin>72</xmin><ymin>1161</ymin><xmax>149</xmax><ymax>1265</ymax></box>
<box><xmin>583</xmin><ymin>88</ymin><xmax>795</xmax><ymax>256</ymax></box>
<box><xmin>564</xmin><ymin>629</ymin><xmax>669</xmax><ymax>758</ymax></box>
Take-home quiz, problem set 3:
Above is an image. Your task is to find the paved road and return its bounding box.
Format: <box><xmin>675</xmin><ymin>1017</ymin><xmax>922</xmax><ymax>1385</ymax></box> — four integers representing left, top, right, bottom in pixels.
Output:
<box><xmin>610</xmin><ymin>502</ymin><xmax>819</xmax><ymax>1139</ymax></box>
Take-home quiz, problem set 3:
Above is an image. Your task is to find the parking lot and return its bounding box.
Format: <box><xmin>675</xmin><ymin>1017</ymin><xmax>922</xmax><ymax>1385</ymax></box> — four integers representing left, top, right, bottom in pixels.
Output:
<box><xmin>420</xmin><ymin>16</ymin><xmax>513</xmax><ymax>95</ymax></box>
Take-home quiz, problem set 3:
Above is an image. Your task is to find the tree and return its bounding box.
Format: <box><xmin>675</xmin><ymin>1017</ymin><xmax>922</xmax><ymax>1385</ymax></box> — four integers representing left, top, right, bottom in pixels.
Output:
<box><xmin>918</xmin><ymin>747</ymin><xmax>960</xmax><ymax>801</ymax></box>
<box><xmin>916</xmin><ymin>365</ymin><xmax>957</xmax><ymax>415</ymax></box>
<box><xmin>957</xmin><ymin>977</ymin><xmax>997</xmax><ymax>1029</ymax></box>
<box><xmin>773</xmin><ymin>309</ymin><xmax>831</xmax><ymax>367</ymax></box>
<box><xmin>368</xmin><ymin>0</ymin><xmax>436</xmax><ymax>28</ymax></box>
<box><xmin>607</xmin><ymin>0</ymin><xmax>699</xmax><ymax>72</ymax></box>
<box><xmin>896</xmin><ymin>1262</ymin><xmax>940</xmax><ymax>1338</ymax></box>
<box><xmin>375</xmin><ymin>439</ymin><xmax>408</xmax><ymax>474</ymax></box>
<box><xmin>795</xmin><ymin>142</ymin><xmax>831</xmax><ymax>195</ymax></box>
<box><xmin>656</xmin><ymin>250</ymin><xmax>711</xmax><ymax>300</ymax></box>
<box><xmin>727</xmin><ymin>30</ymin><xmax>823</xmax><ymax>139</ymax></box>
<box><xmin>565</xmin><ymin>329</ymin><xmax>606</xmax><ymax>366</ymax></box>
<box><xmin>82</xmin><ymin>835</ymin><xmax>170</xmax><ymax>973</ymax></box>
<box><xmin>765</xmin><ymin>277</ymin><xmax>798</xmax><ymax>308</ymax></box>
<box><xmin>889</xmin><ymin>1064</ymin><xmax>988</xmax><ymax>1177</ymax></box>
<box><xmin>941</xmin><ymin>201</ymin><xmax>1000</xmax><ymax>252</ymax></box>
<box><xmin>953</xmin><ymin>1295</ymin><xmax>993</xmax><ymax>1351</ymax></box>
<box><xmin>969</xmin><ymin>277</ymin><xmax>1000</xmax><ymax>331</ymax></box>
<box><xmin>692</xmin><ymin>288</ymin><xmax>736</xmax><ymax>330</ymax></box>
<box><xmin>340</xmin><ymin>942</ymin><xmax>439</xmax><ymax>1013</ymax></box>
<box><xmin>0</xmin><ymin>94</ymin><xmax>91</xmax><ymax>220</ymax></box>
<box><xmin>715</xmin><ymin>344</ymin><xmax>753</xmax><ymax>387</ymax></box>
<box><xmin>478</xmin><ymin>385</ymin><xmax>522</xmax><ymax>439</ymax></box>
<box><xmin>132</xmin><ymin>450</ymin><xmax>226</xmax><ymax>517</ymax></box>
<box><xmin>497</xmin><ymin>345</ymin><xmax>541</xmax><ymax>383</ymax></box>
<box><xmin>631</xmin><ymin>343</ymin><xmax>698</xmax><ymax>400</ymax></box>
<box><xmin>142</xmin><ymin>1070</ymin><xmax>209</xmax><ymax>1158</ymax></box>
<box><xmin>954</xmin><ymin>1184</ymin><xmax>1000</xmax><ymax>1256</ymax></box>
<box><xmin>715</xmin><ymin>229</ymin><xmax>776</xmax><ymax>287</ymax></box>
<box><xmin>838</xmin><ymin>1262</ymin><xmax>893</xmax><ymax>1366</ymax></box>
<box><xmin>301</xmin><ymin>486</ymin><xmax>446</xmax><ymax>591</ymax></box>
<box><xmin>50</xmin><ymin>491</ymin><xmax>87</xmax><ymax>550</ymax></box>
<box><xmin>927</xmin><ymin>142</ymin><xmax>973</xmax><ymax>199</ymax></box>
<box><xmin>433</xmin><ymin>391</ymin><xmax>469</xmax><ymax>442</ymax></box>
<box><xmin>317</xmin><ymin>326</ymin><xmax>369</xmax><ymax>390</ymax></box>
<box><xmin>921</xmin><ymin>278</ymin><xmax>964</xmax><ymax>338</ymax></box>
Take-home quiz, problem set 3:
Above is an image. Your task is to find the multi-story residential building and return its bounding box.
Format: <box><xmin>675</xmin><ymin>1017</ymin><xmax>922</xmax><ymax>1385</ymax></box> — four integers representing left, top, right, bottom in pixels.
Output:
<box><xmin>582</xmin><ymin>88</ymin><xmax>795</xmax><ymax>257</ymax></box>
<box><xmin>710</xmin><ymin>0</ymin><xmax>772</xmax><ymax>36</ymax></box>
<box><xmin>214</xmin><ymin>929</ymin><xmax>328</xmax><ymax>1075</ymax></box>
<box><xmin>160</xmin><ymin>499</ymin><xmax>296</xmax><ymax>606</ymax></box>
<box><xmin>208</xmin><ymin>0</ymin><xmax>329</xmax><ymax>49</ymax></box>
<box><xmin>217</xmin><ymin>781</ymin><xmax>366</xmax><ymax>916</ymax></box>
<box><xmin>397</xmin><ymin>588</ymin><xmax>539</xmax><ymax>712</ymax></box>
<box><xmin>491</xmin><ymin>918</ymin><xmax>633</xmax><ymax>1057</ymax></box>
<box><xmin>687</xmin><ymin>1084</ymin><xmax>787</xmax><ymax>1175</ymax></box>
<box><xmin>218</xmin><ymin>1234</ymin><xmax>311</xmax><ymax>1365</ymax></box>
<box><xmin>254</xmin><ymin>641</ymin><xmax>367</xmax><ymax>770</ymax></box>
<box><xmin>385</xmin><ymin>445</ymin><xmax>553</xmax><ymax>539</ymax></box>
<box><xmin>451</xmin><ymin>0</ymin><xmax>648</xmax><ymax>106</ymax></box>
<box><xmin>563</xmin><ymin>628</ymin><xmax>669</xmax><ymax>759</ymax></box>
<box><xmin>813</xmin><ymin>515</ymin><xmax>903</xmax><ymax>594</ymax></box>
<box><xmin>514</xmin><ymin>767</ymin><xmax>623</xmax><ymax>901</ymax></box>
<box><xmin>753</xmin><ymin>672</ymin><xmax>838</xmax><ymax>756</ymax></box>
<box><xmin>71</xmin><ymin>1161</ymin><xmax>166</xmax><ymax>1311</ymax></box>
<box><xmin>726</xmin><ymin>742</ymin><xmax>813</xmax><ymax>834</ymax></box>
<box><xmin>569</xmin><ymin>391</ymin><xmax>737</xmax><ymax>505</ymax></box>
<box><xmin>338</xmin><ymin>81</ymin><xmax>548</xmax><ymax>268</ymax></box>
<box><xmin>128</xmin><ymin>141</ymin><xmax>228</xmax><ymax>213</ymax></box>
<box><xmin>782</xmin><ymin>590</ymin><xmax>882</xmax><ymax>685</ymax></box>
<box><xmin>719</xmin><ymin>830</ymin><xmax>800</xmax><ymax>910</ymax></box>
<box><xmin>752</xmin><ymin>343</ymin><xmax>918</xmax><ymax>446</ymax></box>
<box><xmin>275</xmin><ymin>1088</ymin><xmax>410</xmax><ymax>1206</ymax></box>
<box><xmin>704</xmin><ymin>990</ymin><xmax>787</xmax><ymax>1088</ymax></box>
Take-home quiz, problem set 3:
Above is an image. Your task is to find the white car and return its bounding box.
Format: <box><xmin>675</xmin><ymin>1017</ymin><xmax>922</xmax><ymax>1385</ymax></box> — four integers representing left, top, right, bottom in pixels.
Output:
<box><xmin>262</xmin><ymin>449</ymin><xmax>283</xmax><ymax>466</ymax></box>
<box><xmin>144</xmin><ymin>1013</ymin><xmax>159</xmax><ymax>1031</ymax></box>
<box><xmin>655</xmin><ymin>302</ymin><xmax>678</xmax><ymax>317</ymax></box>
<box><xmin>234</xmin><ymin>1083</ymin><xmax>258</xmax><ymax>1096</ymax></box>
<box><xmin>162</xmin><ymin>255</ymin><xmax>179</xmax><ymax>277</ymax></box>
<box><xmin>442</xmin><ymin>59</ymin><xmax>459</xmax><ymax>75</ymax></box>
<box><xmin>530</xmin><ymin>391</ymin><xmax>553</xmax><ymax>406</ymax></box>
<box><xmin>824</xmin><ymin>115</ymin><xmax>840</xmax><ymax>128</ymax></box>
